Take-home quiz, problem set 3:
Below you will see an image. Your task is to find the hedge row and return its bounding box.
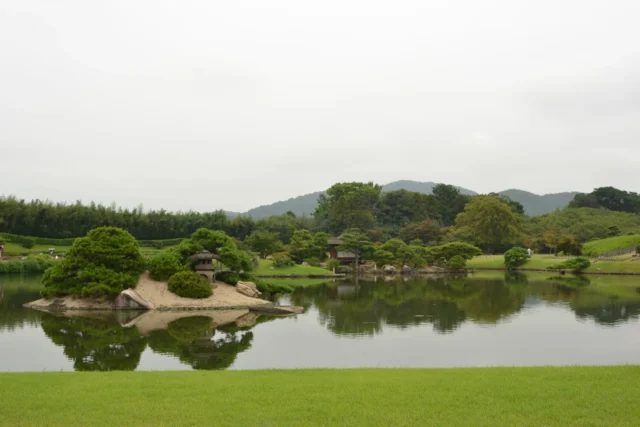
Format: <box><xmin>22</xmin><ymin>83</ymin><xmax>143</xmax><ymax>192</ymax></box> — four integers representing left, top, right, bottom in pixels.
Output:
<box><xmin>0</xmin><ymin>256</ymin><xmax>57</xmax><ymax>274</ymax></box>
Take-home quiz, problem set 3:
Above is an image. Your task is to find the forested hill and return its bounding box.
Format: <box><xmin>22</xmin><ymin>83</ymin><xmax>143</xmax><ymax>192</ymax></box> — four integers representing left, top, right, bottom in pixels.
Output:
<box><xmin>232</xmin><ymin>181</ymin><xmax>577</xmax><ymax>218</ymax></box>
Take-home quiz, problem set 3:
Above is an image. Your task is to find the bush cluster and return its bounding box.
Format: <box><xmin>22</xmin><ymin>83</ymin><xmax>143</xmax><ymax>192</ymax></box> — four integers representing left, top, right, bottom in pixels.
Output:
<box><xmin>0</xmin><ymin>255</ymin><xmax>56</xmax><ymax>274</ymax></box>
<box><xmin>216</xmin><ymin>271</ymin><xmax>240</xmax><ymax>285</ymax></box>
<box><xmin>147</xmin><ymin>251</ymin><xmax>184</xmax><ymax>281</ymax></box>
<box><xmin>272</xmin><ymin>252</ymin><xmax>295</xmax><ymax>268</ymax></box>
<box><xmin>548</xmin><ymin>257</ymin><xmax>591</xmax><ymax>273</ymax></box>
<box><xmin>447</xmin><ymin>255</ymin><xmax>466</xmax><ymax>272</ymax></box>
<box><xmin>504</xmin><ymin>247</ymin><xmax>530</xmax><ymax>270</ymax></box>
<box><xmin>167</xmin><ymin>271</ymin><xmax>212</xmax><ymax>299</ymax></box>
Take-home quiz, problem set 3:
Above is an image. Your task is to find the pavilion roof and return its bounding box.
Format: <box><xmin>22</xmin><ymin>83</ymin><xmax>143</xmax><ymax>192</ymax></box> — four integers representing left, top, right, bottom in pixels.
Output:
<box><xmin>190</xmin><ymin>250</ymin><xmax>221</xmax><ymax>260</ymax></box>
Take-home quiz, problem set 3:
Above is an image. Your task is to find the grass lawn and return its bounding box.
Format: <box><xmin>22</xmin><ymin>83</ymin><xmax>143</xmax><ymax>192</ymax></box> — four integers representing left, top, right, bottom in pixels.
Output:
<box><xmin>467</xmin><ymin>254</ymin><xmax>640</xmax><ymax>274</ymax></box>
<box><xmin>2</xmin><ymin>241</ymin><xmax>164</xmax><ymax>257</ymax></box>
<box><xmin>254</xmin><ymin>259</ymin><xmax>336</xmax><ymax>276</ymax></box>
<box><xmin>582</xmin><ymin>234</ymin><xmax>640</xmax><ymax>257</ymax></box>
<box><xmin>1</xmin><ymin>367</ymin><xmax>639</xmax><ymax>426</ymax></box>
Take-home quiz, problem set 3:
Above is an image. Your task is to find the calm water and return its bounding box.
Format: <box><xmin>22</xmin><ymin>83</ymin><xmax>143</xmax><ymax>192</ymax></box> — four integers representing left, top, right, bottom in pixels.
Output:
<box><xmin>2</xmin><ymin>272</ymin><xmax>640</xmax><ymax>371</ymax></box>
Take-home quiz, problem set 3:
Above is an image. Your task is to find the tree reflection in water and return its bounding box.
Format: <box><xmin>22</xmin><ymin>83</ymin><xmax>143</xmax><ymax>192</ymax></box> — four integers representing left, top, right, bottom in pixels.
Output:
<box><xmin>39</xmin><ymin>311</ymin><xmax>272</xmax><ymax>371</ymax></box>
<box><xmin>41</xmin><ymin>314</ymin><xmax>147</xmax><ymax>371</ymax></box>
<box><xmin>288</xmin><ymin>272</ymin><xmax>640</xmax><ymax>336</ymax></box>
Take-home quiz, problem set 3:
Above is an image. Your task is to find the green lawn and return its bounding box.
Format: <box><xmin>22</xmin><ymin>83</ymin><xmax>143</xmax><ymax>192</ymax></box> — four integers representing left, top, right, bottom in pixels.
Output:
<box><xmin>1</xmin><ymin>367</ymin><xmax>638</xmax><ymax>426</ymax></box>
<box><xmin>582</xmin><ymin>234</ymin><xmax>640</xmax><ymax>257</ymax></box>
<box><xmin>2</xmin><ymin>241</ymin><xmax>164</xmax><ymax>257</ymax></box>
<box><xmin>467</xmin><ymin>254</ymin><xmax>640</xmax><ymax>274</ymax></box>
<box><xmin>254</xmin><ymin>259</ymin><xmax>336</xmax><ymax>276</ymax></box>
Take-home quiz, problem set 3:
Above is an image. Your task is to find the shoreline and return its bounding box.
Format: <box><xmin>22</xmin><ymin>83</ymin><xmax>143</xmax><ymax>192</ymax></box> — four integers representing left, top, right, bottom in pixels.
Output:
<box><xmin>23</xmin><ymin>272</ymin><xmax>301</xmax><ymax>314</ymax></box>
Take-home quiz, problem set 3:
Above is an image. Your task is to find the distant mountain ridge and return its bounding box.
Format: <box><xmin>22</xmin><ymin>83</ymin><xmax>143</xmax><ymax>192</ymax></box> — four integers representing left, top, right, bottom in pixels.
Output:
<box><xmin>228</xmin><ymin>181</ymin><xmax>577</xmax><ymax>218</ymax></box>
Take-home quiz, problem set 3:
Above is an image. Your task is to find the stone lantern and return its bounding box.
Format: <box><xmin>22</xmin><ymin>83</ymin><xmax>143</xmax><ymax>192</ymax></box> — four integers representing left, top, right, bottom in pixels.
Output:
<box><xmin>190</xmin><ymin>250</ymin><xmax>220</xmax><ymax>287</ymax></box>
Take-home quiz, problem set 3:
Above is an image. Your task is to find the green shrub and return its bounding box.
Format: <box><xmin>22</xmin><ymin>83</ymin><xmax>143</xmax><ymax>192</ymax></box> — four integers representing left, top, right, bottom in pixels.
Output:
<box><xmin>148</xmin><ymin>251</ymin><xmax>184</xmax><ymax>281</ymax></box>
<box><xmin>504</xmin><ymin>247</ymin><xmax>530</xmax><ymax>270</ymax></box>
<box><xmin>304</xmin><ymin>257</ymin><xmax>321</xmax><ymax>267</ymax></box>
<box><xmin>548</xmin><ymin>257</ymin><xmax>591</xmax><ymax>273</ymax></box>
<box><xmin>21</xmin><ymin>238</ymin><xmax>35</xmax><ymax>249</ymax></box>
<box><xmin>216</xmin><ymin>271</ymin><xmax>240</xmax><ymax>285</ymax></box>
<box><xmin>447</xmin><ymin>255</ymin><xmax>466</xmax><ymax>272</ymax></box>
<box><xmin>167</xmin><ymin>271</ymin><xmax>212</xmax><ymax>299</ymax></box>
<box><xmin>326</xmin><ymin>259</ymin><xmax>340</xmax><ymax>271</ymax></box>
<box><xmin>41</xmin><ymin>227</ymin><xmax>145</xmax><ymax>299</ymax></box>
<box><xmin>424</xmin><ymin>242</ymin><xmax>483</xmax><ymax>264</ymax></box>
<box><xmin>272</xmin><ymin>252</ymin><xmax>294</xmax><ymax>268</ymax></box>
<box><xmin>254</xmin><ymin>279</ymin><xmax>294</xmax><ymax>294</ymax></box>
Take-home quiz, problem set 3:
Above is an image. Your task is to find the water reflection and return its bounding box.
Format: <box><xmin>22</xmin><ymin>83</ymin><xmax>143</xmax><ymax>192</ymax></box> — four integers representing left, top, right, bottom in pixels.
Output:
<box><xmin>3</xmin><ymin>272</ymin><xmax>640</xmax><ymax>371</ymax></box>
<box><xmin>287</xmin><ymin>273</ymin><xmax>640</xmax><ymax>335</ymax></box>
<box><xmin>37</xmin><ymin>309</ymin><xmax>274</xmax><ymax>371</ymax></box>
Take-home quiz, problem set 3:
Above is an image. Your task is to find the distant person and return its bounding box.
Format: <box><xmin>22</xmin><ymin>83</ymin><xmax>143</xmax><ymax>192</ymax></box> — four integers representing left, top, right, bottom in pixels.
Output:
<box><xmin>527</xmin><ymin>248</ymin><xmax>532</xmax><ymax>256</ymax></box>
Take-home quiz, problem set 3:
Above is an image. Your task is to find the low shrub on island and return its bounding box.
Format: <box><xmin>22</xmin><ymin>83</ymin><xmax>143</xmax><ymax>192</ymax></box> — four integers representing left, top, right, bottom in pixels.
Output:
<box><xmin>41</xmin><ymin>227</ymin><xmax>146</xmax><ymax>298</ymax></box>
<box><xmin>167</xmin><ymin>271</ymin><xmax>212</xmax><ymax>299</ymax></box>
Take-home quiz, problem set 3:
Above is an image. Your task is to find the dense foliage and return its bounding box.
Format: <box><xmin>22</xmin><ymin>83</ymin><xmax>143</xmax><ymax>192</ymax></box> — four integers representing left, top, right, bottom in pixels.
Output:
<box><xmin>504</xmin><ymin>247</ymin><xmax>530</xmax><ymax>270</ymax></box>
<box><xmin>167</xmin><ymin>271</ymin><xmax>213</xmax><ymax>299</ymax></box>
<box><xmin>569</xmin><ymin>187</ymin><xmax>640</xmax><ymax>213</ymax></box>
<box><xmin>0</xmin><ymin>255</ymin><xmax>56</xmax><ymax>274</ymax></box>
<box><xmin>548</xmin><ymin>257</ymin><xmax>591</xmax><ymax>273</ymax></box>
<box><xmin>147</xmin><ymin>251</ymin><xmax>184</xmax><ymax>281</ymax></box>
<box><xmin>447</xmin><ymin>255</ymin><xmax>466</xmax><ymax>271</ymax></box>
<box><xmin>41</xmin><ymin>227</ymin><xmax>146</xmax><ymax>298</ymax></box>
<box><xmin>272</xmin><ymin>252</ymin><xmax>295</xmax><ymax>268</ymax></box>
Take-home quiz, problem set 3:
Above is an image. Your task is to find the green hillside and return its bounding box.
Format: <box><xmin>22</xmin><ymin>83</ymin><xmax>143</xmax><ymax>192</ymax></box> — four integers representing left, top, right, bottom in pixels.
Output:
<box><xmin>582</xmin><ymin>235</ymin><xmax>640</xmax><ymax>257</ymax></box>
<box><xmin>237</xmin><ymin>181</ymin><xmax>576</xmax><ymax>219</ymax></box>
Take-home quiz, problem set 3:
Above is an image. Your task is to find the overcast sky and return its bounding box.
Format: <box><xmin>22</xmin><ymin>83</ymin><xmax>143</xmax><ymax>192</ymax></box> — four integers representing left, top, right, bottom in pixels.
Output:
<box><xmin>1</xmin><ymin>0</ymin><xmax>639</xmax><ymax>212</ymax></box>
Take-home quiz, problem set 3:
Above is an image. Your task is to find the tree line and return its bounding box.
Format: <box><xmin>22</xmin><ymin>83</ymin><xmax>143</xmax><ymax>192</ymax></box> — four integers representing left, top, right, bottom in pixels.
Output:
<box><xmin>2</xmin><ymin>184</ymin><xmax>639</xmax><ymax>257</ymax></box>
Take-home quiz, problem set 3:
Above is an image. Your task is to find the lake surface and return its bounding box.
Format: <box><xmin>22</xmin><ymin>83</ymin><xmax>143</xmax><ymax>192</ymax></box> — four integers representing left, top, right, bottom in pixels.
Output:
<box><xmin>2</xmin><ymin>272</ymin><xmax>640</xmax><ymax>371</ymax></box>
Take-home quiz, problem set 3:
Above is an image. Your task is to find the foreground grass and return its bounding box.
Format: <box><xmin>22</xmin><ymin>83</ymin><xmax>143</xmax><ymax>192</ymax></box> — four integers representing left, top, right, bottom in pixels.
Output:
<box><xmin>468</xmin><ymin>254</ymin><xmax>640</xmax><ymax>273</ymax></box>
<box><xmin>254</xmin><ymin>259</ymin><xmax>336</xmax><ymax>276</ymax></box>
<box><xmin>1</xmin><ymin>367</ymin><xmax>639</xmax><ymax>426</ymax></box>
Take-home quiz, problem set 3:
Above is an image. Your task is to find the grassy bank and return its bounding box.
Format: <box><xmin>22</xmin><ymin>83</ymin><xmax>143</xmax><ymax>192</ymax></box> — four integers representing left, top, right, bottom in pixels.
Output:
<box><xmin>1</xmin><ymin>367</ymin><xmax>639</xmax><ymax>426</ymax></box>
<box><xmin>582</xmin><ymin>234</ymin><xmax>640</xmax><ymax>257</ymax></box>
<box><xmin>254</xmin><ymin>259</ymin><xmax>336</xmax><ymax>276</ymax></box>
<box><xmin>468</xmin><ymin>254</ymin><xmax>640</xmax><ymax>274</ymax></box>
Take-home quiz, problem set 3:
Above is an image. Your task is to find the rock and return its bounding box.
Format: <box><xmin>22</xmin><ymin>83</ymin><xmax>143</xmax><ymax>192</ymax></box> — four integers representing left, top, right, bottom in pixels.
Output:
<box><xmin>430</xmin><ymin>266</ymin><xmax>446</xmax><ymax>273</ymax></box>
<box><xmin>237</xmin><ymin>281</ymin><xmax>258</xmax><ymax>290</ymax></box>
<box><xmin>382</xmin><ymin>265</ymin><xmax>397</xmax><ymax>274</ymax></box>
<box><xmin>114</xmin><ymin>289</ymin><xmax>154</xmax><ymax>310</ymax></box>
<box><xmin>302</xmin><ymin>261</ymin><xmax>310</xmax><ymax>266</ymax></box>
<box><xmin>359</xmin><ymin>261</ymin><xmax>377</xmax><ymax>272</ymax></box>
<box><xmin>235</xmin><ymin>312</ymin><xmax>261</xmax><ymax>328</ymax></box>
<box><xmin>236</xmin><ymin>282</ymin><xmax>262</xmax><ymax>298</ymax></box>
<box><xmin>402</xmin><ymin>265</ymin><xmax>412</xmax><ymax>273</ymax></box>
<box><xmin>250</xmin><ymin>305</ymin><xmax>304</xmax><ymax>315</ymax></box>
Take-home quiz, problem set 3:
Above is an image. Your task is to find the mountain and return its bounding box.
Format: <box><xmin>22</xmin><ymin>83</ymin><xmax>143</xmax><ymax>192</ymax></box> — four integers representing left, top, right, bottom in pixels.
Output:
<box><xmin>497</xmin><ymin>189</ymin><xmax>578</xmax><ymax>216</ymax></box>
<box><xmin>233</xmin><ymin>181</ymin><xmax>578</xmax><ymax>219</ymax></box>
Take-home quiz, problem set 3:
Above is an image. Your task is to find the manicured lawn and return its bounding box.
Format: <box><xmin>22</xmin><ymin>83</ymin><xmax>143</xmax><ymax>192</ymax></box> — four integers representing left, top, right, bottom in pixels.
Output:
<box><xmin>254</xmin><ymin>259</ymin><xmax>336</xmax><ymax>276</ymax></box>
<box><xmin>1</xmin><ymin>367</ymin><xmax>639</xmax><ymax>426</ymax></box>
<box><xmin>467</xmin><ymin>254</ymin><xmax>640</xmax><ymax>274</ymax></box>
<box><xmin>2</xmin><ymin>241</ymin><xmax>165</xmax><ymax>257</ymax></box>
<box><xmin>582</xmin><ymin>234</ymin><xmax>640</xmax><ymax>257</ymax></box>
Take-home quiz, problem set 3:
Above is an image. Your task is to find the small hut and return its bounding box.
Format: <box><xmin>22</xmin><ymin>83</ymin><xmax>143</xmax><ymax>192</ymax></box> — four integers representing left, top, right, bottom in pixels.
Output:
<box><xmin>327</xmin><ymin>237</ymin><xmax>356</xmax><ymax>265</ymax></box>
<box><xmin>190</xmin><ymin>250</ymin><xmax>221</xmax><ymax>285</ymax></box>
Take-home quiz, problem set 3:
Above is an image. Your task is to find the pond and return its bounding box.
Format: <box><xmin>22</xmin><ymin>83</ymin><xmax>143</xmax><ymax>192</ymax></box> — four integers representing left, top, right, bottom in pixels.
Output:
<box><xmin>2</xmin><ymin>272</ymin><xmax>640</xmax><ymax>371</ymax></box>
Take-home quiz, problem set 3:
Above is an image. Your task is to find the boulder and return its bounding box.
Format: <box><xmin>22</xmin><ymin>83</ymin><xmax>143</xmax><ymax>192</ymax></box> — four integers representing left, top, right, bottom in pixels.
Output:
<box><xmin>402</xmin><ymin>265</ymin><xmax>412</xmax><ymax>274</ymax></box>
<box><xmin>114</xmin><ymin>289</ymin><xmax>154</xmax><ymax>310</ymax></box>
<box><xmin>236</xmin><ymin>282</ymin><xmax>262</xmax><ymax>298</ymax></box>
<box><xmin>382</xmin><ymin>265</ymin><xmax>397</xmax><ymax>274</ymax></box>
<box><xmin>302</xmin><ymin>261</ymin><xmax>310</xmax><ymax>266</ymax></box>
<box><xmin>250</xmin><ymin>305</ymin><xmax>304</xmax><ymax>315</ymax></box>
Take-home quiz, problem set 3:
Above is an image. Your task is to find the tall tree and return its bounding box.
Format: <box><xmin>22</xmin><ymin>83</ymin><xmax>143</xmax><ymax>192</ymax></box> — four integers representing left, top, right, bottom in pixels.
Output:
<box><xmin>454</xmin><ymin>196</ymin><xmax>522</xmax><ymax>253</ymax></box>
<box><xmin>337</xmin><ymin>229</ymin><xmax>372</xmax><ymax>266</ymax></box>
<box><xmin>432</xmin><ymin>184</ymin><xmax>470</xmax><ymax>226</ymax></box>
<box><xmin>245</xmin><ymin>230</ymin><xmax>282</xmax><ymax>259</ymax></box>
<box><xmin>315</xmin><ymin>182</ymin><xmax>382</xmax><ymax>233</ymax></box>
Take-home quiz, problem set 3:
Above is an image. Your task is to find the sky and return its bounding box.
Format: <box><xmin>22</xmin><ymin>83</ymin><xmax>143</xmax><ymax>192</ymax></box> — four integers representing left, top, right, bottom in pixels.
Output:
<box><xmin>1</xmin><ymin>0</ymin><xmax>639</xmax><ymax>213</ymax></box>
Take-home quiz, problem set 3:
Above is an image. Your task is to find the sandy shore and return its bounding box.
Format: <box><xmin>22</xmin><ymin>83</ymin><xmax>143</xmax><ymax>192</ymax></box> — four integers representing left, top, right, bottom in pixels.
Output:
<box><xmin>24</xmin><ymin>271</ymin><xmax>269</xmax><ymax>312</ymax></box>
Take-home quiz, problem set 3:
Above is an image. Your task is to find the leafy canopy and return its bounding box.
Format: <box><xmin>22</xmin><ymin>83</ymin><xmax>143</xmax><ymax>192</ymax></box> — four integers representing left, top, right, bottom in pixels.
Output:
<box><xmin>41</xmin><ymin>226</ymin><xmax>145</xmax><ymax>298</ymax></box>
